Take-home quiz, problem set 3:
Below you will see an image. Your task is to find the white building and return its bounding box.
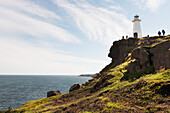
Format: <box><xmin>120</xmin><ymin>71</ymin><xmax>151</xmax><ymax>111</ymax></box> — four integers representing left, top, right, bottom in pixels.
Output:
<box><xmin>132</xmin><ymin>15</ymin><xmax>142</xmax><ymax>38</ymax></box>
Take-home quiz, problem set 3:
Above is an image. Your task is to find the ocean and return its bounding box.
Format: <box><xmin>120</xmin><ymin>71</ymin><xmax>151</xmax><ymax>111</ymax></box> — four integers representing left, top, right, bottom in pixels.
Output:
<box><xmin>0</xmin><ymin>75</ymin><xmax>90</xmax><ymax>110</ymax></box>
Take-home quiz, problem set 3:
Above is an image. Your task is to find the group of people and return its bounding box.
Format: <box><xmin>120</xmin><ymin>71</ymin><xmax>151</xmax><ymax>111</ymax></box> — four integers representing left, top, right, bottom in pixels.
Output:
<box><xmin>158</xmin><ymin>29</ymin><xmax>165</xmax><ymax>36</ymax></box>
<box><xmin>122</xmin><ymin>35</ymin><xmax>128</xmax><ymax>39</ymax></box>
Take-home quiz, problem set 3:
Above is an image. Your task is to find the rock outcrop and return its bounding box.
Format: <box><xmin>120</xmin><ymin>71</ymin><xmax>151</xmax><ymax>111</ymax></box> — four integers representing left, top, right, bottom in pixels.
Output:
<box><xmin>108</xmin><ymin>38</ymin><xmax>138</xmax><ymax>65</ymax></box>
<box><xmin>69</xmin><ymin>84</ymin><xmax>80</xmax><ymax>92</ymax></box>
<box><xmin>109</xmin><ymin>36</ymin><xmax>170</xmax><ymax>73</ymax></box>
<box><xmin>90</xmin><ymin>75</ymin><xmax>114</xmax><ymax>93</ymax></box>
<box><xmin>127</xmin><ymin>47</ymin><xmax>151</xmax><ymax>73</ymax></box>
<box><xmin>47</xmin><ymin>90</ymin><xmax>61</xmax><ymax>97</ymax></box>
<box><xmin>150</xmin><ymin>41</ymin><xmax>170</xmax><ymax>70</ymax></box>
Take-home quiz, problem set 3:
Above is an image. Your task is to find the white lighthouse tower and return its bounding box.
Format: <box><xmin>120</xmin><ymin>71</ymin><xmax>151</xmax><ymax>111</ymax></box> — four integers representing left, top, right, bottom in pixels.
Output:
<box><xmin>132</xmin><ymin>15</ymin><xmax>142</xmax><ymax>38</ymax></box>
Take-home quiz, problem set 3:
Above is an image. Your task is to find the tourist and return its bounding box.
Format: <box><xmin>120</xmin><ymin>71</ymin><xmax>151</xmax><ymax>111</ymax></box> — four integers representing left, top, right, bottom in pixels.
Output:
<box><xmin>158</xmin><ymin>31</ymin><xmax>161</xmax><ymax>36</ymax></box>
<box><xmin>162</xmin><ymin>29</ymin><xmax>165</xmax><ymax>35</ymax></box>
<box><xmin>122</xmin><ymin>36</ymin><xmax>124</xmax><ymax>39</ymax></box>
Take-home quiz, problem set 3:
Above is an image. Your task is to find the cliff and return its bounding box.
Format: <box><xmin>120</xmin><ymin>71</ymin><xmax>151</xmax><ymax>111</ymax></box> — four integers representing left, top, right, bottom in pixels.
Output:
<box><xmin>109</xmin><ymin>36</ymin><xmax>169</xmax><ymax>72</ymax></box>
<box><xmin>11</xmin><ymin>36</ymin><xmax>170</xmax><ymax>113</ymax></box>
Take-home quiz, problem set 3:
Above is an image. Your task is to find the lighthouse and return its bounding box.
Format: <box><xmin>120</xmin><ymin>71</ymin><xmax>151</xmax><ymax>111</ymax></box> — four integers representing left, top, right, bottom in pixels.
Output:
<box><xmin>132</xmin><ymin>15</ymin><xmax>142</xmax><ymax>38</ymax></box>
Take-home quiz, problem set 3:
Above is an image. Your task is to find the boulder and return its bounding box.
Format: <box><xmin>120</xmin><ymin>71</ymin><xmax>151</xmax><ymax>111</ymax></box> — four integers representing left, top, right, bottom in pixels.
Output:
<box><xmin>69</xmin><ymin>84</ymin><xmax>80</xmax><ymax>92</ymax></box>
<box><xmin>127</xmin><ymin>60</ymin><xmax>141</xmax><ymax>73</ymax></box>
<box><xmin>150</xmin><ymin>41</ymin><xmax>170</xmax><ymax>71</ymax></box>
<box><xmin>128</xmin><ymin>47</ymin><xmax>151</xmax><ymax>73</ymax></box>
<box><xmin>139</xmin><ymin>49</ymin><xmax>150</xmax><ymax>70</ymax></box>
<box><xmin>47</xmin><ymin>90</ymin><xmax>61</xmax><ymax>97</ymax></box>
<box><xmin>131</xmin><ymin>48</ymin><xmax>140</xmax><ymax>59</ymax></box>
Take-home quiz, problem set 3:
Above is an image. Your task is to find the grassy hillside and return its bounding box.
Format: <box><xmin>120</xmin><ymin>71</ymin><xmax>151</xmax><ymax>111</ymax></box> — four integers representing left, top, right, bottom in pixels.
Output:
<box><xmin>5</xmin><ymin>36</ymin><xmax>170</xmax><ymax>113</ymax></box>
<box><xmin>11</xmin><ymin>62</ymin><xmax>169</xmax><ymax>113</ymax></box>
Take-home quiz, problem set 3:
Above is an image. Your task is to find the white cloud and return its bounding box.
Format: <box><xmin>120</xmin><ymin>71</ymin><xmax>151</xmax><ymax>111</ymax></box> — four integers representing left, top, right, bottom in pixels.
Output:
<box><xmin>146</xmin><ymin>0</ymin><xmax>166</xmax><ymax>12</ymax></box>
<box><xmin>0</xmin><ymin>0</ymin><xmax>61</xmax><ymax>20</ymax></box>
<box><xmin>0</xmin><ymin>6</ymin><xmax>80</xmax><ymax>43</ymax></box>
<box><xmin>53</xmin><ymin>0</ymin><xmax>132</xmax><ymax>45</ymax></box>
<box><xmin>129</xmin><ymin>0</ymin><xmax>167</xmax><ymax>12</ymax></box>
<box><xmin>0</xmin><ymin>37</ymin><xmax>107</xmax><ymax>75</ymax></box>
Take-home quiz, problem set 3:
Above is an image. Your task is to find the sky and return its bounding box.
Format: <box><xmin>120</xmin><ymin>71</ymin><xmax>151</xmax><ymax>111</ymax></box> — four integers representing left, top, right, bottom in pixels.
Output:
<box><xmin>0</xmin><ymin>0</ymin><xmax>170</xmax><ymax>75</ymax></box>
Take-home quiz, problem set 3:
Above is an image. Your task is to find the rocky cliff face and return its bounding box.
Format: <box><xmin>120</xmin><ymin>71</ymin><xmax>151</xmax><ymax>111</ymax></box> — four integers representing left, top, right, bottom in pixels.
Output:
<box><xmin>108</xmin><ymin>38</ymin><xmax>139</xmax><ymax>65</ymax></box>
<box><xmin>108</xmin><ymin>36</ymin><xmax>170</xmax><ymax>73</ymax></box>
<box><xmin>150</xmin><ymin>40</ymin><xmax>170</xmax><ymax>70</ymax></box>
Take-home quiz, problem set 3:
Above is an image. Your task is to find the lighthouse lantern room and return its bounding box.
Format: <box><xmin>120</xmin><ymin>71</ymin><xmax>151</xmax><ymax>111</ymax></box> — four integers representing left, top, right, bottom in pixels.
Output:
<box><xmin>132</xmin><ymin>15</ymin><xmax>142</xmax><ymax>38</ymax></box>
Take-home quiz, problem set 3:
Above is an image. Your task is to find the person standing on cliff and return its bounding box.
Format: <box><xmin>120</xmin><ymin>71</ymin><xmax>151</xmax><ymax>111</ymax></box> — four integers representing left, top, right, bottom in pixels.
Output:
<box><xmin>122</xmin><ymin>36</ymin><xmax>124</xmax><ymax>39</ymax></box>
<box><xmin>162</xmin><ymin>29</ymin><xmax>165</xmax><ymax>35</ymax></box>
<box><xmin>158</xmin><ymin>31</ymin><xmax>161</xmax><ymax>36</ymax></box>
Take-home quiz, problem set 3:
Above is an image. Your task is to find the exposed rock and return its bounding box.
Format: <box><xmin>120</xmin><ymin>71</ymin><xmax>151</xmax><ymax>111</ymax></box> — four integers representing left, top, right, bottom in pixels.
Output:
<box><xmin>166</xmin><ymin>48</ymin><xmax>170</xmax><ymax>69</ymax></box>
<box><xmin>131</xmin><ymin>47</ymin><xmax>140</xmax><ymax>59</ymax></box>
<box><xmin>69</xmin><ymin>84</ymin><xmax>80</xmax><ymax>92</ymax></box>
<box><xmin>113</xmin><ymin>37</ymin><xmax>170</xmax><ymax>73</ymax></box>
<box><xmin>139</xmin><ymin>49</ymin><xmax>151</xmax><ymax>70</ymax></box>
<box><xmin>82</xmin><ymin>79</ymin><xmax>94</xmax><ymax>86</ymax></box>
<box><xmin>47</xmin><ymin>90</ymin><xmax>61</xmax><ymax>97</ymax></box>
<box><xmin>127</xmin><ymin>60</ymin><xmax>141</xmax><ymax>73</ymax></box>
<box><xmin>108</xmin><ymin>38</ymin><xmax>138</xmax><ymax>65</ymax></box>
<box><xmin>83</xmin><ymin>82</ymin><xmax>89</xmax><ymax>86</ymax></box>
<box><xmin>90</xmin><ymin>75</ymin><xmax>114</xmax><ymax>93</ymax></box>
<box><xmin>150</xmin><ymin>41</ymin><xmax>170</xmax><ymax>71</ymax></box>
<box><xmin>128</xmin><ymin>47</ymin><xmax>151</xmax><ymax>73</ymax></box>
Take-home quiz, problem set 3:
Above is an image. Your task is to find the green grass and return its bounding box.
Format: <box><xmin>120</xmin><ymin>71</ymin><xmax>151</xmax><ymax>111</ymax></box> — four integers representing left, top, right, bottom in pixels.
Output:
<box><xmin>107</xmin><ymin>102</ymin><xmax>124</xmax><ymax>109</ymax></box>
<box><xmin>103</xmin><ymin>102</ymin><xmax>134</xmax><ymax>112</ymax></box>
<box><xmin>142</xmin><ymin>69</ymin><xmax>170</xmax><ymax>81</ymax></box>
<box><xmin>82</xmin><ymin>111</ymin><xmax>92</xmax><ymax>113</ymax></box>
<box><xmin>121</xmin><ymin>65</ymin><xmax>155</xmax><ymax>81</ymax></box>
<box><xmin>143</xmin><ymin>37</ymin><xmax>170</xmax><ymax>48</ymax></box>
<box><xmin>13</xmin><ymin>94</ymin><xmax>63</xmax><ymax>112</ymax></box>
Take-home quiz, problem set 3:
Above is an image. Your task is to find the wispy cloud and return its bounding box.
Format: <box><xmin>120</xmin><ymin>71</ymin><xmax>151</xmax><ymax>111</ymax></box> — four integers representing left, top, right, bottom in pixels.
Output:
<box><xmin>0</xmin><ymin>0</ymin><xmax>80</xmax><ymax>43</ymax></box>
<box><xmin>53</xmin><ymin>0</ymin><xmax>132</xmax><ymax>45</ymax></box>
<box><xmin>0</xmin><ymin>0</ymin><xmax>61</xmax><ymax>20</ymax></box>
<box><xmin>129</xmin><ymin>0</ymin><xmax>167</xmax><ymax>12</ymax></box>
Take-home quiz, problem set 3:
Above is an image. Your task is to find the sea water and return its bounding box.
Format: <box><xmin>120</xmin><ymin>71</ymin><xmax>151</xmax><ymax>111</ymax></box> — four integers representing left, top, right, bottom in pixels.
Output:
<box><xmin>0</xmin><ymin>75</ymin><xmax>90</xmax><ymax>110</ymax></box>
